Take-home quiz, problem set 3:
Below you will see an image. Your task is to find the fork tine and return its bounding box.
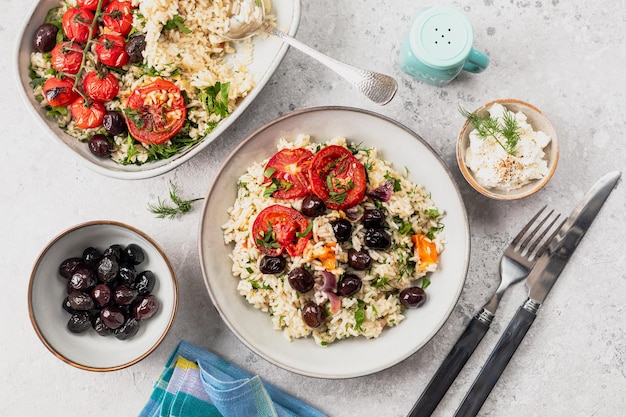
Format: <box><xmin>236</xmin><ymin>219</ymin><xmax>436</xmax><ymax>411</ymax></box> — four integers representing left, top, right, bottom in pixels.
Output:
<box><xmin>519</xmin><ymin>208</ymin><xmax>556</xmax><ymax>250</ymax></box>
<box><xmin>510</xmin><ymin>205</ymin><xmax>546</xmax><ymax>247</ymax></box>
<box><xmin>534</xmin><ymin>218</ymin><xmax>566</xmax><ymax>257</ymax></box>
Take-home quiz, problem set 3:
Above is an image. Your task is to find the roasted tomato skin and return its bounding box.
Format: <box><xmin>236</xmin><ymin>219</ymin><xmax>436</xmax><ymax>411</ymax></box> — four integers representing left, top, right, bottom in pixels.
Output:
<box><xmin>308</xmin><ymin>145</ymin><xmax>367</xmax><ymax>210</ymax></box>
<box><xmin>125</xmin><ymin>79</ymin><xmax>187</xmax><ymax>144</ymax></box>
<box><xmin>77</xmin><ymin>0</ymin><xmax>109</xmax><ymax>11</ymax></box>
<box><xmin>43</xmin><ymin>77</ymin><xmax>78</xmax><ymax>107</ymax></box>
<box><xmin>50</xmin><ymin>42</ymin><xmax>83</xmax><ymax>75</ymax></box>
<box><xmin>70</xmin><ymin>97</ymin><xmax>106</xmax><ymax>129</ymax></box>
<box><xmin>62</xmin><ymin>7</ymin><xmax>94</xmax><ymax>43</ymax></box>
<box><xmin>95</xmin><ymin>34</ymin><xmax>129</xmax><ymax>67</ymax></box>
<box><xmin>83</xmin><ymin>71</ymin><xmax>119</xmax><ymax>102</ymax></box>
<box><xmin>263</xmin><ymin>148</ymin><xmax>314</xmax><ymax>200</ymax></box>
<box><xmin>252</xmin><ymin>205</ymin><xmax>312</xmax><ymax>257</ymax></box>
<box><xmin>102</xmin><ymin>1</ymin><xmax>135</xmax><ymax>36</ymax></box>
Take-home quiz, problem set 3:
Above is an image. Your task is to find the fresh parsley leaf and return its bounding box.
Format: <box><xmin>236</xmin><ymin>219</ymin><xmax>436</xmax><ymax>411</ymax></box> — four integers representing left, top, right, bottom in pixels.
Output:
<box><xmin>296</xmin><ymin>221</ymin><xmax>313</xmax><ymax>238</ymax></box>
<box><xmin>199</xmin><ymin>82</ymin><xmax>230</xmax><ymax>118</ymax></box>
<box><xmin>163</xmin><ymin>15</ymin><xmax>192</xmax><ymax>34</ymax></box>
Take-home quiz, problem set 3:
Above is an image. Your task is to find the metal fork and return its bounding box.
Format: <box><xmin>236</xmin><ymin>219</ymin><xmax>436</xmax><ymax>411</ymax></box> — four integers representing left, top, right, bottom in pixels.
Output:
<box><xmin>407</xmin><ymin>206</ymin><xmax>563</xmax><ymax>417</ymax></box>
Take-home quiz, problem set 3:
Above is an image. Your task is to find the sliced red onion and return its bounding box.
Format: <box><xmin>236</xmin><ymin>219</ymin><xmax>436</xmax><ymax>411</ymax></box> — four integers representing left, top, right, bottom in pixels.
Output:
<box><xmin>345</xmin><ymin>205</ymin><xmax>364</xmax><ymax>221</ymax></box>
<box><xmin>366</xmin><ymin>179</ymin><xmax>394</xmax><ymax>202</ymax></box>
<box><xmin>326</xmin><ymin>292</ymin><xmax>342</xmax><ymax>314</ymax></box>
<box><xmin>317</xmin><ymin>270</ymin><xmax>337</xmax><ymax>293</ymax></box>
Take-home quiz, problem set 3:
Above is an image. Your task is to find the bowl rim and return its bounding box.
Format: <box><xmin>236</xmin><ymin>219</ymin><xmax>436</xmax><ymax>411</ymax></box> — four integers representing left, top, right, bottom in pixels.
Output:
<box><xmin>28</xmin><ymin>220</ymin><xmax>178</xmax><ymax>372</ymax></box>
<box><xmin>456</xmin><ymin>98</ymin><xmax>559</xmax><ymax>200</ymax></box>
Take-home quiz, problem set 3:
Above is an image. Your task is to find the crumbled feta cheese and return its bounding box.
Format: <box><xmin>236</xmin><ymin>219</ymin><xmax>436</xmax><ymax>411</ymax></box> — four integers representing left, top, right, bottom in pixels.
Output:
<box><xmin>465</xmin><ymin>103</ymin><xmax>551</xmax><ymax>191</ymax></box>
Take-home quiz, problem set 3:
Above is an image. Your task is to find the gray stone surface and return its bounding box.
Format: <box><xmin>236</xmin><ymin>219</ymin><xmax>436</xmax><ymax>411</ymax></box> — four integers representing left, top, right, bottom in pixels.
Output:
<box><xmin>2</xmin><ymin>0</ymin><xmax>625</xmax><ymax>416</ymax></box>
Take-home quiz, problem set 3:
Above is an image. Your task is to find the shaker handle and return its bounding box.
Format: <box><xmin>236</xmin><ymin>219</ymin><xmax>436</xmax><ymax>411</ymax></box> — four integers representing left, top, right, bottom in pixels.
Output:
<box><xmin>463</xmin><ymin>49</ymin><xmax>490</xmax><ymax>73</ymax></box>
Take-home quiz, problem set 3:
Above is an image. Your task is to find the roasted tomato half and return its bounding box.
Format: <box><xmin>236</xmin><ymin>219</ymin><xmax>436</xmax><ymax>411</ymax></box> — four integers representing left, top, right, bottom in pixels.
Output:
<box><xmin>102</xmin><ymin>1</ymin><xmax>135</xmax><ymax>36</ymax></box>
<box><xmin>43</xmin><ymin>77</ymin><xmax>78</xmax><ymax>107</ymax></box>
<box><xmin>252</xmin><ymin>205</ymin><xmax>312</xmax><ymax>257</ymax></box>
<box><xmin>309</xmin><ymin>145</ymin><xmax>367</xmax><ymax>210</ymax></box>
<box><xmin>95</xmin><ymin>34</ymin><xmax>129</xmax><ymax>67</ymax></box>
<box><xmin>124</xmin><ymin>79</ymin><xmax>187</xmax><ymax>144</ymax></box>
<box><xmin>263</xmin><ymin>148</ymin><xmax>314</xmax><ymax>199</ymax></box>
<box><xmin>70</xmin><ymin>97</ymin><xmax>106</xmax><ymax>129</ymax></box>
<box><xmin>62</xmin><ymin>7</ymin><xmax>94</xmax><ymax>43</ymax></box>
<box><xmin>50</xmin><ymin>42</ymin><xmax>83</xmax><ymax>75</ymax></box>
<box><xmin>83</xmin><ymin>71</ymin><xmax>119</xmax><ymax>102</ymax></box>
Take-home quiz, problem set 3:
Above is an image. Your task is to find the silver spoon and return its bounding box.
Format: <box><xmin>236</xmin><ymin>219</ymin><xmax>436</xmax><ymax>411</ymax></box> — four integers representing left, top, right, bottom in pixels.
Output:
<box><xmin>222</xmin><ymin>0</ymin><xmax>398</xmax><ymax>105</ymax></box>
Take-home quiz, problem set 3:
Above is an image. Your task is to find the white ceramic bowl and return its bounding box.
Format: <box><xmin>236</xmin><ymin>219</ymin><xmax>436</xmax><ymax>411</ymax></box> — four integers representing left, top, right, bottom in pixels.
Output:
<box><xmin>14</xmin><ymin>0</ymin><xmax>300</xmax><ymax>180</ymax></box>
<box><xmin>28</xmin><ymin>221</ymin><xmax>177</xmax><ymax>371</ymax></box>
<box><xmin>456</xmin><ymin>98</ymin><xmax>559</xmax><ymax>200</ymax></box>
<box><xmin>198</xmin><ymin>106</ymin><xmax>470</xmax><ymax>378</ymax></box>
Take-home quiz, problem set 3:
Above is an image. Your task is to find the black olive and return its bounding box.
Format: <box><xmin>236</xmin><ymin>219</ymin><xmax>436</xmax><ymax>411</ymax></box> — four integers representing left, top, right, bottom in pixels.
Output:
<box><xmin>347</xmin><ymin>248</ymin><xmax>372</xmax><ymax>270</ymax></box>
<box><xmin>97</xmin><ymin>255</ymin><xmax>119</xmax><ymax>283</ymax></box>
<box><xmin>59</xmin><ymin>257</ymin><xmax>83</xmax><ymax>279</ymax></box>
<box><xmin>91</xmin><ymin>284</ymin><xmax>112</xmax><ymax>308</ymax></box>
<box><xmin>88</xmin><ymin>134</ymin><xmax>113</xmax><ymax>157</ymax></box>
<box><xmin>68</xmin><ymin>291</ymin><xmax>95</xmax><ymax>311</ymax></box>
<box><xmin>82</xmin><ymin>247</ymin><xmax>102</xmax><ymax>269</ymax></box>
<box><xmin>132</xmin><ymin>295</ymin><xmax>159</xmax><ymax>320</ymax></box>
<box><xmin>117</xmin><ymin>264</ymin><xmax>136</xmax><ymax>286</ymax></box>
<box><xmin>135</xmin><ymin>270</ymin><xmax>156</xmax><ymax>295</ymax></box>
<box><xmin>259</xmin><ymin>256</ymin><xmax>286</xmax><ymax>274</ymax></box>
<box><xmin>331</xmin><ymin>219</ymin><xmax>352</xmax><ymax>242</ymax></box>
<box><xmin>68</xmin><ymin>267</ymin><xmax>96</xmax><ymax>291</ymax></box>
<box><xmin>62</xmin><ymin>296</ymin><xmax>77</xmax><ymax>314</ymax></box>
<box><xmin>362</xmin><ymin>209</ymin><xmax>385</xmax><ymax>229</ymax></box>
<box><xmin>115</xmin><ymin>318</ymin><xmax>140</xmax><ymax>340</ymax></box>
<box><xmin>364</xmin><ymin>229</ymin><xmax>392</xmax><ymax>250</ymax></box>
<box><xmin>114</xmin><ymin>285</ymin><xmax>138</xmax><ymax>306</ymax></box>
<box><xmin>301</xmin><ymin>194</ymin><xmax>326</xmax><ymax>217</ymax></box>
<box><xmin>102</xmin><ymin>110</ymin><xmax>127</xmax><ymax>136</ymax></box>
<box><xmin>103</xmin><ymin>244</ymin><xmax>123</xmax><ymax>261</ymax></box>
<box><xmin>287</xmin><ymin>267</ymin><xmax>315</xmax><ymax>293</ymax></box>
<box><xmin>33</xmin><ymin>23</ymin><xmax>58</xmax><ymax>53</ymax></box>
<box><xmin>100</xmin><ymin>306</ymin><xmax>126</xmax><ymax>329</ymax></box>
<box><xmin>399</xmin><ymin>287</ymin><xmax>427</xmax><ymax>308</ymax></box>
<box><xmin>336</xmin><ymin>274</ymin><xmax>362</xmax><ymax>297</ymax></box>
<box><xmin>67</xmin><ymin>312</ymin><xmax>92</xmax><ymax>333</ymax></box>
<box><xmin>91</xmin><ymin>316</ymin><xmax>113</xmax><ymax>337</ymax></box>
<box><xmin>301</xmin><ymin>302</ymin><xmax>326</xmax><ymax>328</ymax></box>
<box><xmin>125</xmin><ymin>35</ymin><xmax>146</xmax><ymax>63</ymax></box>
<box><xmin>123</xmin><ymin>244</ymin><xmax>145</xmax><ymax>265</ymax></box>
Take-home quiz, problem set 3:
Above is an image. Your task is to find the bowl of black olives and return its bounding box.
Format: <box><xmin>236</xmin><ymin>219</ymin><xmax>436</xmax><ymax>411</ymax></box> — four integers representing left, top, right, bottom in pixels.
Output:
<box><xmin>28</xmin><ymin>221</ymin><xmax>178</xmax><ymax>371</ymax></box>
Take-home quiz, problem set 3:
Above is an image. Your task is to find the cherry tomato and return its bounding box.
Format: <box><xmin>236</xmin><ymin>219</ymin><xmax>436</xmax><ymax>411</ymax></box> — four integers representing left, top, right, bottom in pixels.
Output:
<box><xmin>82</xmin><ymin>71</ymin><xmax>119</xmax><ymax>102</ymax></box>
<box><xmin>95</xmin><ymin>34</ymin><xmax>129</xmax><ymax>67</ymax></box>
<box><xmin>102</xmin><ymin>1</ymin><xmax>135</xmax><ymax>36</ymax></box>
<box><xmin>252</xmin><ymin>205</ymin><xmax>312</xmax><ymax>257</ymax></box>
<box><xmin>42</xmin><ymin>77</ymin><xmax>78</xmax><ymax>107</ymax></box>
<box><xmin>70</xmin><ymin>97</ymin><xmax>106</xmax><ymax>129</ymax></box>
<box><xmin>61</xmin><ymin>7</ymin><xmax>94</xmax><ymax>43</ymax></box>
<box><xmin>77</xmin><ymin>0</ymin><xmax>109</xmax><ymax>11</ymax></box>
<box><xmin>50</xmin><ymin>42</ymin><xmax>83</xmax><ymax>75</ymax></box>
<box><xmin>263</xmin><ymin>148</ymin><xmax>313</xmax><ymax>199</ymax></box>
<box><xmin>125</xmin><ymin>79</ymin><xmax>187</xmax><ymax>144</ymax></box>
<box><xmin>309</xmin><ymin>145</ymin><xmax>367</xmax><ymax>210</ymax></box>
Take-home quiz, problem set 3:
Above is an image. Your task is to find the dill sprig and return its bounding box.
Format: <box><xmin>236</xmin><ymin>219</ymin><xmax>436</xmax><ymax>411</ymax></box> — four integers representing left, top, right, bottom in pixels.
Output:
<box><xmin>459</xmin><ymin>106</ymin><xmax>522</xmax><ymax>156</ymax></box>
<box><xmin>148</xmin><ymin>182</ymin><xmax>203</xmax><ymax>219</ymax></box>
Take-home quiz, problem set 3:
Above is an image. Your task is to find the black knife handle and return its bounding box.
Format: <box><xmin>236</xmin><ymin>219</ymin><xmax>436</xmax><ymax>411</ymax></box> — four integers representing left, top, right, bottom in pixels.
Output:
<box><xmin>453</xmin><ymin>304</ymin><xmax>537</xmax><ymax>417</ymax></box>
<box><xmin>407</xmin><ymin>316</ymin><xmax>490</xmax><ymax>417</ymax></box>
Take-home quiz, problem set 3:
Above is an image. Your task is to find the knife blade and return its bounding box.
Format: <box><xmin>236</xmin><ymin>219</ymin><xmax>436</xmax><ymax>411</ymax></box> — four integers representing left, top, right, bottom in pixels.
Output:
<box><xmin>453</xmin><ymin>170</ymin><xmax>621</xmax><ymax>417</ymax></box>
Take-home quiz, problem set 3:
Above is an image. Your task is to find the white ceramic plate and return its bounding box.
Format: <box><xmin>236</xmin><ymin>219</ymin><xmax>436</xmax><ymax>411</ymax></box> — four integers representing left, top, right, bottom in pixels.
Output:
<box><xmin>14</xmin><ymin>0</ymin><xmax>300</xmax><ymax>180</ymax></box>
<box><xmin>29</xmin><ymin>221</ymin><xmax>178</xmax><ymax>371</ymax></box>
<box><xmin>198</xmin><ymin>106</ymin><xmax>470</xmax><ymax>378</ymax></box>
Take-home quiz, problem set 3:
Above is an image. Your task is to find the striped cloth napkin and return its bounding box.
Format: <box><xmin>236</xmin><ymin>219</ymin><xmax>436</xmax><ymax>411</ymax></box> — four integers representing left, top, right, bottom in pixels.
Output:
<box><xmin>138</xmin><ymin>340</ymin><xmax>328</xmax><ymax>417</ymax></box>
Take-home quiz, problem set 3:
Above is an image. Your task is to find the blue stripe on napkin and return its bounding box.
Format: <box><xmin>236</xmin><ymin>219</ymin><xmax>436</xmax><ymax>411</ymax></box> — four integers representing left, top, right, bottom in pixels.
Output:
<box><xmin>138</xmin><ymin>340</ymin><xmax>329</xmax><ymax>417</ymax></box>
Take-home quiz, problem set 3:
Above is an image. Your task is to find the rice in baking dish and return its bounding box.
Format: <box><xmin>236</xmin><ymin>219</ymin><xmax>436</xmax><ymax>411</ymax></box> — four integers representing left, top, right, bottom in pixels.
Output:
<box><xmin>222</xmin><ymin>135</ymin><xmax>446</xmax><ymax>346</ymax></box>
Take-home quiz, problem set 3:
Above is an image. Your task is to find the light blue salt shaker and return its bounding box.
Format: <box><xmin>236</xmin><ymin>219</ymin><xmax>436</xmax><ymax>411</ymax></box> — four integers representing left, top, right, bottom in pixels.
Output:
<box><xmin>399</xmin><ymin>6</ymin><xmax>489</xmax><ymax>85</ymax></box>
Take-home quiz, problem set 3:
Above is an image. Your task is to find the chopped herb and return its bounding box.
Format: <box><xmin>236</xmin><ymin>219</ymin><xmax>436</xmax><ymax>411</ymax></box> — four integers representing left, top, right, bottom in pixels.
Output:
<box><xmin>245</xmin><ymin>267</ymin><xmax>254</xmax><ymax>274</ymax></box>
<box><xmin>371</xmin><ymin>277</ymin><xmax>389</xmax><ymax>288</ymax></box>
<box><xmin>384</xmin><ymin>172</ymin><xmax>402</xmax><ymax>192</ymax></box>
<box><xmin>123</xmin><ymin>107</ymin><xmax>145</xmax><ymax>129</ymax></box>
<box><xmin>421</xmin><ymin>277</ymin><xmax>431</xmax><ymax>290</ymax></box>
<box><xmin>263</xmin><ymin>167</ymin><xmax>276</xmax><ymax>178</ymax></box>
<box><xmin>424</xmin><ymin>208</ymin><xmax>441</xmax><ymax>218</ymax></box>
<box><xmin>163</xmin><ymin>15</ymin><xmax>192</xmax><ymax>34</ymax></box>
<box><xmin>198</xmin><ymin>82</ymin><xmax>230</xmax><ymax>118</ymax></box>
<box><xmin>354</xmin><ymin>300</ymin><xmax>365</xmax><ymax>331</ymax></box>
<box><xmin>256</xmin><ymin>222</ymin><xmax>280</xmax><ymax>249</ymax></box>
<box><xmin>426</xmin><ymin>223</ymin><xmax>445</xmax><ymax>240</ymax></box>
<box><xmin>249</xmin><ymin>280</ymin><xmax>271</xmax><ymax>290</ymax></box>
<box><xmin>296</xmin><ymin>221</ymin><xmax>313</xmax><ymax>238</ymax></box>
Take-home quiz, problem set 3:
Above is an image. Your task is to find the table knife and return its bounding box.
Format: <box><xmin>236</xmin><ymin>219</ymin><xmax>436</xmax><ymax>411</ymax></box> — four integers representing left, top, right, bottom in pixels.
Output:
<box><xmin>454</xmin><ymin>170</ymin><xmax>621</xmax><ymax>417</ymax></box>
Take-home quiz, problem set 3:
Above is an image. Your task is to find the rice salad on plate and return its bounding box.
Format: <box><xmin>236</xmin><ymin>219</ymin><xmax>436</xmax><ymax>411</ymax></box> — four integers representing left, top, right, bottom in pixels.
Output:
<box><xmin>28</xmin><ymin>0</ymin><xmax>271</xmax><ymax>165</ymax></box>
<box><xmin>222</xmin><ymin>135</ymin><xmax>446</xmax><ymax>346</ymax></box>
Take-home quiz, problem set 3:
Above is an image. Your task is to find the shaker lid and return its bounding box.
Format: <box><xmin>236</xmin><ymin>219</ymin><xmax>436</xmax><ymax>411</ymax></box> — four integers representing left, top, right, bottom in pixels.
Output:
<box><xmin>409</xmin><ymin>6</ymin><xmax>474</xmax><ymax>69</ymax></box>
